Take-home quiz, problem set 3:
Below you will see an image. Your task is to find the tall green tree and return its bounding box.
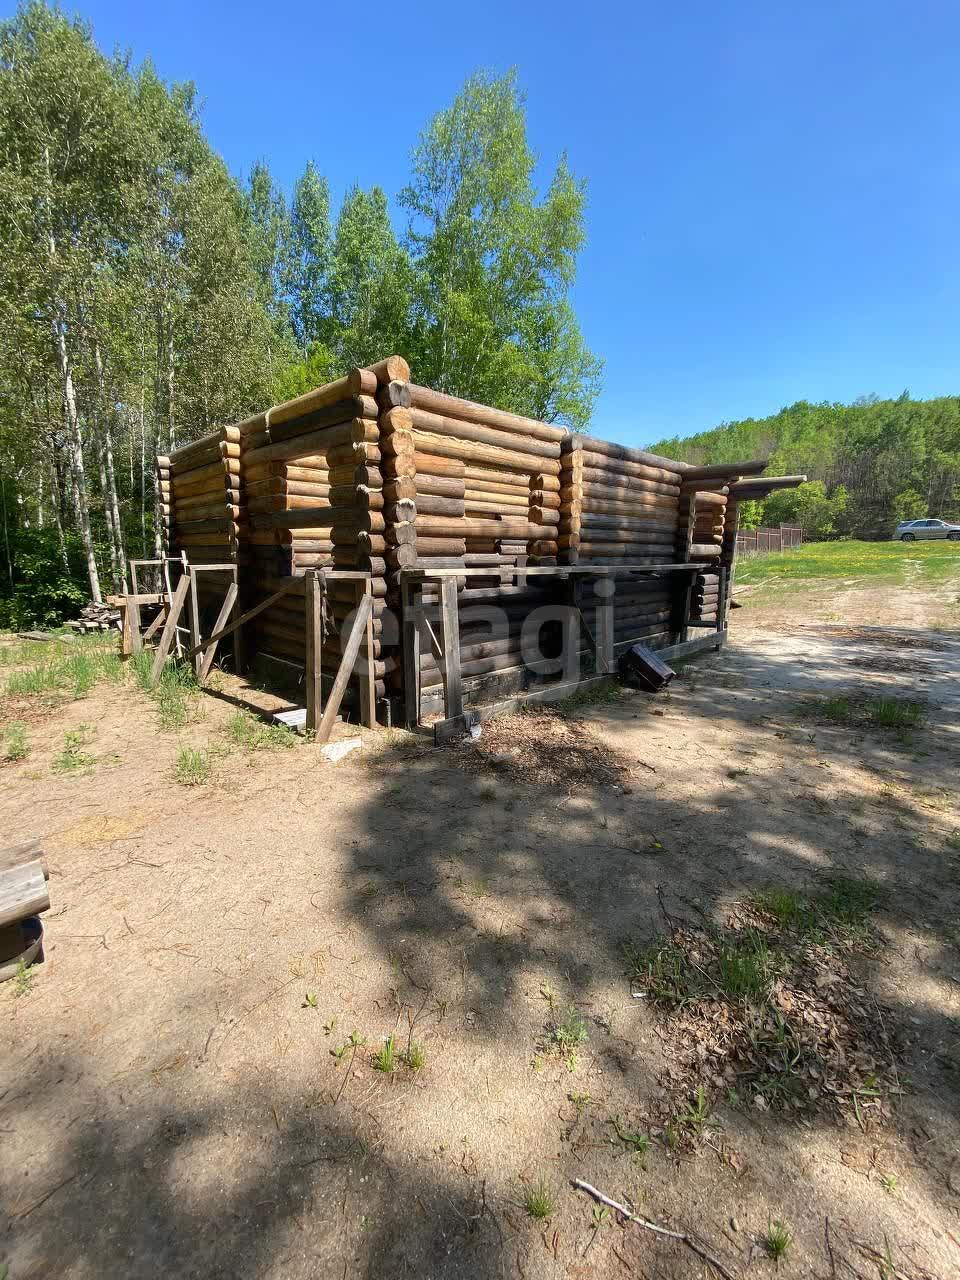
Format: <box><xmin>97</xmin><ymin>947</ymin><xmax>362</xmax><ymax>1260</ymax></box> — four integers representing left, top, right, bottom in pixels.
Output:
<box><xmin>400</xmin><ymin>70</ymin><xmax>601</xmax><ymax>427</ymax></box>
<box><xmin>289</xmin><ymin>160</ymin><xmax>332</xmax><ymax>350</ymax></box>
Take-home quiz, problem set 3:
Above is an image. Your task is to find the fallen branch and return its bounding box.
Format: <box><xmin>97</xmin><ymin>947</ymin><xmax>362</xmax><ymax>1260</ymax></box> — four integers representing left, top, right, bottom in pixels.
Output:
<box><xmin>571</xmin><ymin>1178</ymin><xmax>737</xmax><ymax>1280</ymax></box>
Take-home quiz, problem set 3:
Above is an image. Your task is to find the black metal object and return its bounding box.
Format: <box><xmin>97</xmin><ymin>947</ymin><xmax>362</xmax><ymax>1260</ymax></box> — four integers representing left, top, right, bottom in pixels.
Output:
<box><xmin>618</xmin><ymin>642</ymin><xmax>676</xmax><ymax>692</ymax></box>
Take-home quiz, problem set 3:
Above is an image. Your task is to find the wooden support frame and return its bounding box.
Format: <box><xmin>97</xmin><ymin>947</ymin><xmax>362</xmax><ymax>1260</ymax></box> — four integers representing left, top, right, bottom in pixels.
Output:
<box><xmin>432</xmin><ymin>630</ymin><xmax>727</xmax><ymax>743</ymax></box>
<box><xmin>150</xmin><ymin>574</ymin><xmax>191</xmax><ymax>685</ymax></box>
<box><xmin>305</xmin><ymin>570</ymin><xmax>323</xmax><ymax>733</ymax></box>
<box><xmin>401</xmin><ymin>562</ymin><xmax>704</xmax><ymax>736</ymax></box>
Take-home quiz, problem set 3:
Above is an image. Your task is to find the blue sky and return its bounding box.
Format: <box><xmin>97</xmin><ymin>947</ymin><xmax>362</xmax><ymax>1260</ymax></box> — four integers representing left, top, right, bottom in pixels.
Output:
<box><xmin>23</xmin><ymin>0</ymin><xmax>960</xmax><ymax>446</ymax></box>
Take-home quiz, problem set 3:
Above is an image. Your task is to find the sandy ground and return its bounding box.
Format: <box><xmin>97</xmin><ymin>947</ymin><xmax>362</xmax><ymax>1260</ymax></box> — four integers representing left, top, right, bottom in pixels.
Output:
<box><xmin>2</xmin><ymin>578</ymin><xmax>959</xmax><ymax>1279</ymax></box>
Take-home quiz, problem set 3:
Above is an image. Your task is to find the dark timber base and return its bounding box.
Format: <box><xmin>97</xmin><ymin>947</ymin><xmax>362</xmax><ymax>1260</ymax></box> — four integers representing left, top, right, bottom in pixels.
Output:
<box><xmin>431</xmin><ymin>628</ymin><xmax>727</xmax><ymax>743</ymax></box>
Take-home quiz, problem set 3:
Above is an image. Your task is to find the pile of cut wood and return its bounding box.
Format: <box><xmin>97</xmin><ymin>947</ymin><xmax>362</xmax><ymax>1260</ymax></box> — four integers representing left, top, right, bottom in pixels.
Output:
<box><xmin>64</xmin><ymin>601</ymin><xmax>122</xmax><ymax>633</ymax></box>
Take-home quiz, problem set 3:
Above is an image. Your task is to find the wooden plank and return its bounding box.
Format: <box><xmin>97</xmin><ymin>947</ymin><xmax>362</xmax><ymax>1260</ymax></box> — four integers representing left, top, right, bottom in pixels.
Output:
<box><xmin>150</xmin><ymin>574</ymin><xmax>191</xmax><ymax>685</ymax></box>
<box><xmin>305</xmin><ymin>571</ymin><xmax>323</xmax><ymax>733</ymax></box>
<box><xmin>315</xmin><ymin>593</ymin><xmax>373</xmax><ymax>744</ymax></box>
<box><xmin>401</xmin><ymin>578</ymin><xmax>421</xmax><ymax>730</ymax></box>
<box><xmin>0</xmin><ymin>843</ymin><xmax>50</xmax><ymax>879</ymax></box>
<box><xmin>358</xmin><ymin>580</ymin><xmax>376</xmax><ymax>729</ymax></box>
<box><xmin>182</xmin><ymin>579</ymin><xmax>301</xmax><ymax>659</ymax></box>
<box><xmin>187</xmin><ymin>569</ymin><xmax>202</xmax><ymax>676</ymax></box>
<box><xmin>128</xmin><ymin>563</ymin><xmax>142</xmax><ymax>656</ymax></box>
<box><xmin>0</xmin><ymin>860</ymin><xmax>50</xmax><ymax>928</ymax></box>
<box><xmin>595</xmin><ymin>582</ymin><xmax>615</xmax><ymax>675</ymax></box>
<box><xmin>199</xmin><ymin>582</ymin><xmax>238</xmax><ymax>683</ymax></box>
<box><xmin>438</xmin><ymin>577</ymin><xmax>463</xmax><ymax>721</ymax></box>
<box><xmin>142</xmin><ymin>606</ymin><xmax>168</xmax><ymax>643</ymax></box>
<box><xmin>402</xmin><ymin>564</ymin><xmax>701</xmax><ymax>580</ymax></box>
<box><xmin>562</xmin><ymin>580</ymin><xmax>581</xmax><ymax>683</ymax></box>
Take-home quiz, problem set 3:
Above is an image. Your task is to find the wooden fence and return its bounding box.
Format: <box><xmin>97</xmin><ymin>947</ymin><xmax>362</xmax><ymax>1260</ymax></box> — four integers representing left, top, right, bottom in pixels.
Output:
<box><xmin>736</xmin><ymin>525</ymin><xmax>803</xmax><ymax>554</ymax></box>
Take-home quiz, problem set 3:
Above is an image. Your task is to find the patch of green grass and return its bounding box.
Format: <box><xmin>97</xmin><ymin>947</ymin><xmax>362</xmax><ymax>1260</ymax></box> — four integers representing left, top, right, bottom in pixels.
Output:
<box><xmin>523</xmin><ymin>1179</ymin><xmax>556</xmax><ymax>1220</ymax></box>
<box><xmin>174</xmin><ymin>746</ymin><xmax>210</xmax><ymax>786</ymax></box>
<box><xmin>132</xmin><ymin>652</ymin><xmax>201</xmax><ymax>730</ymax></box>
<box><xmin>713</xmin><ymin>930</ymin><xmax>778</xmax><ymax>1002</ymax></box>
<box><xmin>673</xmin><ymin>1085</ymin><xmax>718</xmax><ymax>1139</ymax></box>
<box><xmin>879</xmin><ymin>1172</ymin><xmax>898</xmax><ymax>1193</ymax></box>
<box><xmin>764</xmin><ymin>1219</ymin><xmax>792</xmax><ymax>1261</ymax></box>
<box><xmin>52</xmin><ymin>725</ymin><xmax>95</xmax><ymax>774</ymax></box>
<box><xmin>552</xmin><ymin>1006</ymin><xmax>589</xmax><ymax>1052</ymax></box>
<box><xmin>5</xmin><ymin>641</ymin><xmax>121</xmax><ymax>700</ymax></box>
<box><xmin>373</xmin><ymin>1034</ymin><xmax>398</xmax><ymax>1073</ymax></box>
<box><xmin>406</xmin><ymin>1042</ymin><xmax>426</xmax><ymax>1072</ymax></box>
<box><xmin>948</xmin><ymin>831</ymin><xmax>960</xmax><ymax>852</ymax></box>
<box><xmin>224</xmin><ymin>709</ymin><xmax>295</xmax><ymax>753</ymax></box>
<box><xmin>2</xmin><ymin>721</ymin><xmax>28</xmax><ymax>761</ymax></box>
<box><xmin>819</xmin><ymin>695</ymin><xmax>854</xmax><ymax>723</ymax></box>
<box><xmin>13</xmin><ymin>957</ymin><xmax>35</xmax><ymax>998</ymax></box>
<box><xmin>753</xmin><ymin>876</ymin><xmax>883</xmax><ymax>944</ymax></box>
<box><xmin>477</xmin><ymin>780</ymin><xmax>497</xmax><ymax>801</ymax></box>
<box><xmin>867</xmin><ymin>698</ymin><xmax>925</xmax><ymax>729</ymax></box>
<box><xmin>557</xmin><ymin>678</ymin><xmax>622</xmax><ymax>714</ymax></box>
<box><xmin>736</xmin><ymin>538</ymin><xmax>960</xmax><ymax>590</ymax></box>
<box><xmin>752</xmin><ymin>888</ymin><xmax>819</xmax><ymax>934</ymax></box>
<box><xmin>802</xmin><ymin>693</ymin><xmax>926</xmax><ymax>733</ymax></box>
<box><xmin>626</xmin><ymin>929</ymin><xmax>778</xmax><ymax>1007</ymax></box>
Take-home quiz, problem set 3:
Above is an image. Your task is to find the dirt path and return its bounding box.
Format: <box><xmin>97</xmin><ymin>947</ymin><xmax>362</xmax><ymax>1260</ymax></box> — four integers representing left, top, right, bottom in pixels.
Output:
<box><xmin>2</xmin><ymin>612</ymin><xmax>959</xmax><ymax>1279</ymax></box>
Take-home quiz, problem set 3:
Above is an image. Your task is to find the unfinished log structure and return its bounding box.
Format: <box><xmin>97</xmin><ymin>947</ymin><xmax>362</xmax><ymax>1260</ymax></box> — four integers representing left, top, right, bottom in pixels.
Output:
<box><xmin>156</xmin><ymin>356</ymin><xmax>802</xmax><ymax>730</ymax></box>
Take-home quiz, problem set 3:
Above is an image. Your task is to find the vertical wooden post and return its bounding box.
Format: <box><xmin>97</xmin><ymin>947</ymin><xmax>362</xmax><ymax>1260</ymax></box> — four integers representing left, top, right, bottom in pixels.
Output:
<box><xmin>305</xmin><ymin>570</ymin><xmax>323</xmax><ymax>734</ymax></box>
<box><xmin>186</xmin><ymin>567</ymin><xmax>201</xmax><ymax>677</ymax></box>
<box><xmin>438</xmin><ymin>577</ymin><xmax>463</xmax><ymax>721</ymax></box>
<box><xmin>594</xmin><ymin>575</ymin><xmax>615</xmax><ymax>674</ymax></box>
<box><xmin>562</xmin><ymin>576</ymin><xmax>581</xmax><ymax>683</ymax></box>
<box><xmin>127</xmin><ymin>561</ymin><xmax>142</xmax><ymax>656</ymax></box>
<box><xmin>716</xmin><ymin>565</ymin><xmax>729</xmax><ymax>635</ymax></box>
<box><xmin>231</xmin><ymin>566</ymin><xmax>246</xmax><ymax>675</ymax></box>
<box><xmin>357</xmin><ymin>578</ymin><xmax>376</xmax><ymax>729</ymax></box>
<box><xmin>401</xmin><ymin>576</ymin><xmax>421</xmax><ymax>730</ymax></box>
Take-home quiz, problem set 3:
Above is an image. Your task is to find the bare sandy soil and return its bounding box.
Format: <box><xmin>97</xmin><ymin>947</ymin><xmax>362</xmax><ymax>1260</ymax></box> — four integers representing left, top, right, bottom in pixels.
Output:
<box><xmin>2</xmin><ymin>581</ymin><xmax>959</xmax><ymax>1279</ymax></box>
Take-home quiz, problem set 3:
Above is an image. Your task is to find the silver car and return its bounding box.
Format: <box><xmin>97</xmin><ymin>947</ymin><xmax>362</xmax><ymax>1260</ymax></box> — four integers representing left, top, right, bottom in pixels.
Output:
<box><xmin>895</xmin><ymin>518</ymin><xmax>960</xmax><ymax>542</ymax></box>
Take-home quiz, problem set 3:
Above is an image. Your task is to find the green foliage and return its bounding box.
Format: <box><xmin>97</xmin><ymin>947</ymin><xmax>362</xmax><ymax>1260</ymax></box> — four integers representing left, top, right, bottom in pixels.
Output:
<box><xmin>224</xmin><ymin>709</ymin><xmax>295</xmax><ymax>752</ymax></box>
<box><xmin>736</xmin><ymin>538</ymin><xmax>960</xmax><ymax>588</ymax></box>
<box><xmin>373</xmin><ymin>1034</ymin><xmax>398</xmax><ymax>1073</ymax></box>
<box><xmin>764</xmin><ymin>1219</ymin><xmax>792</xmax><ymax>1260</ymax></box>
<box><xmin>4</xmin><ymin>639</ymin><xmax>121</xmax><ymax>699</ymax></box>
<box><xmin>655</xmin><ymin>393</ymin><xmax>960</xmax><ymax>541</ymax></box>
<box><xmin>523</xmin><ymin>1179</ymin><xmax>556</xmax><ymax>1220</ymax></box>
<box><xmin>406</xmin><ymin>1041</ymin><xmax>426</xmax><ymax>1072</ymax></box>
<box><xmin>132</xmin><ymin>655</ymin><xmax>200</xmax><ymax>730</ymax></box>
<box><xmin>13</xmin><ymin>956</ymin><xmax>34</xmax><ymax>997</ymax></box>
<box><xmin>0</xmin><ymin>527</ymin><xmax>88</xmax><ymax>630</ymax></box>
<box><xmin>174</xmin><ymin>746</ymin><xmax>210</xmax><ymax>786</ymax></box>
<box><xmin>401</xmin><ymin>71</ymin><xmax>601</xmax><ymax>428</ymax></box>
<box><xmin>1</xmin><ymin>719</ymin><xmax>27</xmax><ymax>760</ymax></box>
<box><xmin>52</xmin><ymin>724</ymin><xmax>94</xmax><ymax>773</ymax></box>
<box><xmin>763</xmin><ymin>481</ymin><xmax>848</xmax><ymax>541</ymax></box>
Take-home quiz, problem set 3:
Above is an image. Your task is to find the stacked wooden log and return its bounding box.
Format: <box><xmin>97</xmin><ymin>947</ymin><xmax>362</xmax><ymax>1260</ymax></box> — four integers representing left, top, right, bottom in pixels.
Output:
<box><xmin>690</xmin><ymin>570</ymin><xmax>721</xmax><ymax>624</ymax></box>
<box><xmin>401</xmin><ymin>386</ymin><xmax>565</xmax><ymax>569</ymax></box>
<box><xmin>163</xmin><ymin>428</ymin><xmax>244</xmax><ymax>606</ymax></box>
<box><xmin>558</xmin><ymin>436</ymin><xmax>688</xmax><ymax>565</ymax></box>
<box><xmin>156</xmin><ymin>456</ymin><xmax>171</xmax><ymax>553</ymax></box>
<box><xmin>232</xmin><ymin>359</ymin><xmax>406</xmax><ymax>710</ymax></box>
<box><xmin>382</xmin><ymin>387</ymin><xmax>567</xmax><ymax>699</ymax></box>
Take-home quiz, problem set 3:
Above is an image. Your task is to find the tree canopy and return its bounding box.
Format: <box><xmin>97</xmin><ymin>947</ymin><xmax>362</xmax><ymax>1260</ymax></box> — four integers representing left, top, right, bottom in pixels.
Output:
<box><xmin>653</xmin><ymin>395</ymin><xmax>960</xmax><ymax>540</ymax></box>
<box><xmin>0</xmin><ymin>5</ymin><xmax>600</xmax><ymax>623</ymax></box>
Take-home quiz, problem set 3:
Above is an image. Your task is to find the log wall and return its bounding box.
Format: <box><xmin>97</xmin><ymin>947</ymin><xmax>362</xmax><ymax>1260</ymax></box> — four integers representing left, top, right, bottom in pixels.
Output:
<box><xmin>160</xmin><ymin>357</ymin><xmax>779</xmax><ymax>722</ymax></box>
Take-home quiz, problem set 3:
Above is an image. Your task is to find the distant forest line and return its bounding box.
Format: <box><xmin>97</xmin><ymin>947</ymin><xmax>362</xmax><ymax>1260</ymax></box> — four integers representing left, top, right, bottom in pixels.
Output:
<box><xmin>653</xmin><ymin>393</ymin><xmax>960</xmax><ymax>540</ymax></box>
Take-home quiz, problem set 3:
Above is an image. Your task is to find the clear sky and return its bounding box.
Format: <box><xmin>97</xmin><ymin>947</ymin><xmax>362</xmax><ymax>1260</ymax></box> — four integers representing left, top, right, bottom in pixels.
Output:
<box><xmin>21</xmin><ymin>0</ymin><xmax>959</xmax><ymax>446</ymax></box>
